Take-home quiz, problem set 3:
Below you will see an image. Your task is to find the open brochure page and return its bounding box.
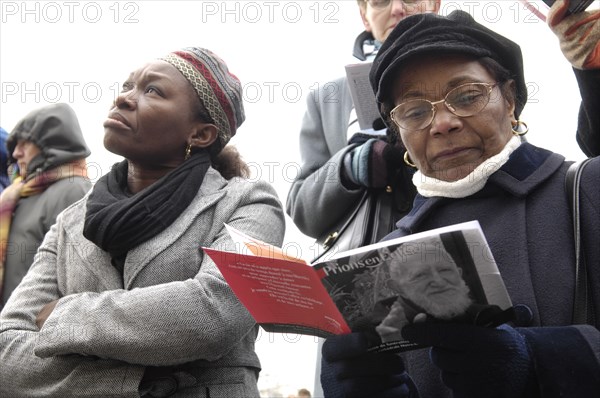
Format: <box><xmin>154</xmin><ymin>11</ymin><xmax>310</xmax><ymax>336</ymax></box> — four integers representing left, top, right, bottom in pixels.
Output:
<box><xmin>206</xmin><ymin>221</ymin><xmax>513</xmax><ymax>352</ymax></box>
<box><xmin>223</xmin><ymin>223</ymin><xmax>303</xmax><ymax>262</ymax></box>
<box><xmin>202</xmin><ymin>247</ymin><xmax>351</xmax><ymax>338</ymax></box>
<box><xmin>345</xmin><ymin>62</ymin><xmax>381</xmax><ymax>131</ymax></box>
<box><xmin>313</xmin><ymin>221</ymin><xmax>512</xmax><ymax>352</ymax></box>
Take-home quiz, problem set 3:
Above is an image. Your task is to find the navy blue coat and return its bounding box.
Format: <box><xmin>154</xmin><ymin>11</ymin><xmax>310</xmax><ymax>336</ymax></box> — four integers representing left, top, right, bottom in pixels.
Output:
<box><xmin>384</xmin><ymin>143</ymin><xmax>600</xmax><ymax>397</ymax></box>
<box><xmin>574</xmin><ymin>68</ymin><xmax>600</xmax><ymax>157</ymax></box>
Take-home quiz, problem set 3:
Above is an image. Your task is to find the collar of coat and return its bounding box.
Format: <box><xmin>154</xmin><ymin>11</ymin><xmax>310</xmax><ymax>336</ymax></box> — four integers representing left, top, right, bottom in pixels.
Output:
<box><xmin>60</xmin><ymin>167</ymin><xmax>227</xmax><ymax>289</ymax></box>
<box><xmin>352</xmin><ymin>30</ymin><xmax>381</xmax><ymax>61</ymax></box>
<box><xmin>397</xmin><ymin>142</ymin><xmax>565</xmax><ymax>233</ymax></box>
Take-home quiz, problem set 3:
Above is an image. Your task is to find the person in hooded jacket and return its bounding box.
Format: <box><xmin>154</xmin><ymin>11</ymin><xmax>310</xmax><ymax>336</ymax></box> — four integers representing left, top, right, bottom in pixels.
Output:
<box><xmin>0</xmin><ymin>103</ymin><xmax>91</xmax><ymax>309</ymax></box>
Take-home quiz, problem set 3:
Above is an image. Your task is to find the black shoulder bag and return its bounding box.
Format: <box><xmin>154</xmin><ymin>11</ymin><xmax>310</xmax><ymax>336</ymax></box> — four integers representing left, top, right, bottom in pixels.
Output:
<box><xmin>311</xmin><ymin>187</ymin><xmax>395</xmax><ymax>263</ymax></box>
<box><xmin>310</xmin><ymin>132</ymin><xmax>415</xmax><ymax>264</ymax></box>
<box><xmin>565</xmin><ymin>158</ymin><xmax>595</xmax><ymax>325</ymax></box>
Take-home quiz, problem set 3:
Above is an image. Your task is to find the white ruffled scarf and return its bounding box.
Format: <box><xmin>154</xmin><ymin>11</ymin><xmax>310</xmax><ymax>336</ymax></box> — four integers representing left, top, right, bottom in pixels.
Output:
<box><xmin>413</xmin><ymin>136</ymin><xmax>521</xmax><ymax>198</ymax></box>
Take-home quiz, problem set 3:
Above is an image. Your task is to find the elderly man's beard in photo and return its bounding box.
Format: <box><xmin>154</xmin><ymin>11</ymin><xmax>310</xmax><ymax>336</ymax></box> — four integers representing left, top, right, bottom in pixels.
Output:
<box><xmin>375</xmin><ymin>278</ymin><xmax>473</xmax><ymax>343</ymax></box>
<box><xmin>410</xmin><ymin>278</ymin><xmax>473</xmax><ymax>320</ymax></box>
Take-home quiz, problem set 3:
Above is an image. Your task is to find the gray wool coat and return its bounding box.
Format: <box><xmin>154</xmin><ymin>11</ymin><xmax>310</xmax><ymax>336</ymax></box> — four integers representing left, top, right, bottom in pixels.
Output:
<box><xmin>285</xmin><ymin>76</ymin><xmax>363</xmax><ymax>239</ymax></box>
<box><xmin>0</xmin><ymin>167</ymin><xmax>285</xmax><ymax>397</ymax></box>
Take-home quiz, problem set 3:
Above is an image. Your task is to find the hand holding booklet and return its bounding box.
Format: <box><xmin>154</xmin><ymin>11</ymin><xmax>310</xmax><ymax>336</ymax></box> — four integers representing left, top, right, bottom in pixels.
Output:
<box><xmin>520</xmin><ymin>0</ymin><xmax>595</xmax><ymax>21</ymax></box>
<box><xmin>204</xmin><ymin>221</ymin><xmax>513</xmax><ymax>352</ymax></box>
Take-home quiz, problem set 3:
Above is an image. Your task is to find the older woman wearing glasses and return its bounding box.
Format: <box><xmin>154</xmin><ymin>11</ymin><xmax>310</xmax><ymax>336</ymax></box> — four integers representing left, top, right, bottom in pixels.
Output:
<box><xmin>320</xmin><ymin>9</ymin><xmax>600</xmax><ymax>398</ymax></box>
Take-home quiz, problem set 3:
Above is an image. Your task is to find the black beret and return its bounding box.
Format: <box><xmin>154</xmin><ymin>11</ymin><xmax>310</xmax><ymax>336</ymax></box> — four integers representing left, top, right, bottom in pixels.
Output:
<box><xmin>370</xmin><ymin>10</ymin><xmax>527</xmax><ymax>119</ymax></box>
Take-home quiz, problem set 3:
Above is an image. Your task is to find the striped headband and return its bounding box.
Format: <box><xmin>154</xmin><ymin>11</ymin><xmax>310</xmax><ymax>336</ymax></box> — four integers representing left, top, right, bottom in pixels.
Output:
<box><xmin>161</xmin><ymin>47</ymin><xmax>245</xmax><ymax>150</ymax></box>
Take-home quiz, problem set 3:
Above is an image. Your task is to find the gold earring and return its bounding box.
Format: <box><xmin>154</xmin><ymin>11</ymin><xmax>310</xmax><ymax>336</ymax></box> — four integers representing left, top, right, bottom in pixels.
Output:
<box><xmin>512</xmin><ymin>120</ymin><xmax>528</xmax><ymax>136</ymax></box>
<box><xmin>184</xmin><ymin>144</ymin><xmax>192</xmax><ymax>160</ymax></box>
<box><xmin>403</xmin><ymin>151</ymin><xmax>416</xmax><ymax>168</ymax></box>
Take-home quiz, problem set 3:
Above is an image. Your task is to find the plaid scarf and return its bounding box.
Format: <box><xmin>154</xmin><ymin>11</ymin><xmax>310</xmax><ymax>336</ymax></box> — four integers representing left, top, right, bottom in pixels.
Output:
<box><xmin>0</xmin><ymin>159</ymin><xmax>88</xmax><ymax>298</ymax></box>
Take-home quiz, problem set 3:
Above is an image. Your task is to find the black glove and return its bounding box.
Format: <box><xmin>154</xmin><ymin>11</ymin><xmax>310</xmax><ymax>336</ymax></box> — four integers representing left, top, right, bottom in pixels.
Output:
<box><xmin>139</xmin><ymin>366</ymin><xmax>197</xmax><ymax>397</ymax></box>
<box><xmin>344</xmin><ymin>138</ymin><xmax>404</xmax><ymax>188</ymax></box>
<box><xmin>321</xmin><ymin>332</ymin><xmax>418</xmax><ymax>398</ymax></box>
<box><xmin>402</xmin><ymin>322</ymin><xmax>534</xmax><ymax>398</ymax></box>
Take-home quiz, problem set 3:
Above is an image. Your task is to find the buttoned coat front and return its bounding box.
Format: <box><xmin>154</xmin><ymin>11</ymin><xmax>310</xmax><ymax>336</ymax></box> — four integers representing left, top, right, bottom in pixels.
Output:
<box><xmin>385</xmin><ymin>144</ymin><xmax>600</xmax><ymax>397</ymax></box>
<box><xmin>0</xmin><ymin>167</ymin><xmax>285</xmax><ymax>397</ymax></box>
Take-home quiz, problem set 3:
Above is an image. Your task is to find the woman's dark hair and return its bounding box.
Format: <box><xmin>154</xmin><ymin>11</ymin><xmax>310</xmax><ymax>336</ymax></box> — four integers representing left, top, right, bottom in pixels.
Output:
<box><xmin>212</xmin><ymin>145</ymin><xmax>250</xmax><ymax>179</ymax></box>
<box><xmin>382</xmin><ymin>56</ymin><xmax>516</xmax><ymax>146</ymax></box>
<box><xmin>192</xmin><ymin>98</ymin><xmax>250</xmax><ymax>180</ymax></box>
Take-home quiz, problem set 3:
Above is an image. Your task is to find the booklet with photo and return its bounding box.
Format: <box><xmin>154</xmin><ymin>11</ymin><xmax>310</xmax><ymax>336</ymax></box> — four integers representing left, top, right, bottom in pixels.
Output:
<box><xmin>204</xmin><ymin>221</ymin><xmax>513</xmax><ymax>353</ymax></box>
<box><xmin>345</xmin><ymin>62</ymin><xmax>381</xmax><ymax>131</ymax></box>
<box><xmin>520</xmin><ymin>0</ymin><xmax>595</xmax><ymax>21</ymax></box>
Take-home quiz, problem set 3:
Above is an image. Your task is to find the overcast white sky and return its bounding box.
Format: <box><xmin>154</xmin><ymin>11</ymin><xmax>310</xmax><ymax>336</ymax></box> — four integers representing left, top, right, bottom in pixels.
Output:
<box><xmin>0</xmin><ymin>0</ymin><xmax>595</xmax><ymax>395</ymax></box>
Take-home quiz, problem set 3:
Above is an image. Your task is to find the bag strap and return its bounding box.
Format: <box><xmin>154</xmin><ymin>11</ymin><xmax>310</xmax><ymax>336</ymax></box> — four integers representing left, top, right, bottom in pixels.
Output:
<box><xmin>565</xmin><ymin>158</ymin><xmax>594</xmax><ymax>325</ymax></box>
<box><xmin>320</xmin><ymin>190</ymin><xmax>371</xmax><ymax>250</ymax></box>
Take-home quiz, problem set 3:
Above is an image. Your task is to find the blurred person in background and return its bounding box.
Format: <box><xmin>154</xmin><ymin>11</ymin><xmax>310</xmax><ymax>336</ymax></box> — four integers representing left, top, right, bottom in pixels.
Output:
<box><xmin>297</xmin><ymin>387</ymin><xmax>312</xmax><ymax>398</ymax></box>
<box><xmin>0</xmin><ymin>103</ymin><xmax>91</xmax><ymax>310</ymax></box>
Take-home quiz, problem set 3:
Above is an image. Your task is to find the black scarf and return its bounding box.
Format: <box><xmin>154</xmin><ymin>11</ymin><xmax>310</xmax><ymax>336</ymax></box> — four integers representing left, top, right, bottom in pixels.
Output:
<box><xmin>83</xmin><ymin>152</ymin><xmax>210</xmax><ymax>270</ymax></box>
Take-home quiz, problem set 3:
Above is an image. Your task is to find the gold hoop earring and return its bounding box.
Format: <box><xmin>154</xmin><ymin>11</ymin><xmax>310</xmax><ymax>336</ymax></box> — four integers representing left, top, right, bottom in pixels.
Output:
<box><xmin>403</xmin><ymin>151</ymin><xmax>416</xmax><ymax>168</ymax></box>
<box><xmin>512</xmin><ymin>120</ymin><xmax>529</xmax><ymax>136</ymax></box>
<box><xmin>184</xmin><ymin>144</ymin><xmax>192</xmax><ymax>160</ymax></box>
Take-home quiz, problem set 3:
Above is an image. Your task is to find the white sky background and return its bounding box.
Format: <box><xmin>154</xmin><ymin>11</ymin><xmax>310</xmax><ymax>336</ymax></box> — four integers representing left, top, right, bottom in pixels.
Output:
<box><xmin>0</xmin><ymin>0</ymin><xmax>595</xmax><ymax>396</ymax></box>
